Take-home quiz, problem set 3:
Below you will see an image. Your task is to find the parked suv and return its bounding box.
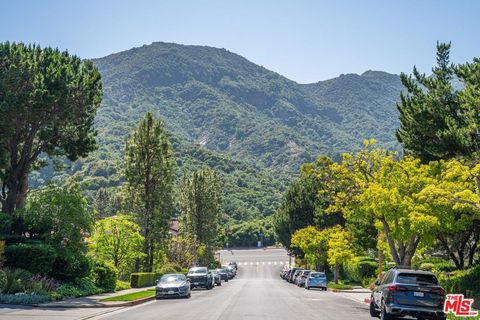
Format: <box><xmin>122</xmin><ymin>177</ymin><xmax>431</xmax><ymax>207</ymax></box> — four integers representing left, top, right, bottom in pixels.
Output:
<box><xmin>187</xmin><ymin>267</ymin><xmax>213</xmax><ymax>290</ymax></box>
<box><xmin>370</xmin><ymin>267</ymin><xmax>446</xmax><ymax>320</ymax></box>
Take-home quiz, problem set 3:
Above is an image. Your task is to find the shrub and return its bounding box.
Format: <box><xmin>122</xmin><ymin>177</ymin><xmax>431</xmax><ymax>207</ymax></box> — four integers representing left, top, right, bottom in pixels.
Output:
<box><xmin>130</xmin><ymin>272</ymin><xmax>158</xmax><ymax>288</ymax></box>
<box><xmin>27</xmin><ymin>275</ymin><xmax>59</xmax><ymax>294</ymax></box>
<box><xmin>115</xmin><ymin>280</ymin><xmax>131</xmax><ymax>291</ymax></box>
<box><xmin>438</xmin><ymin>265</ymin><xmax>480</xmax><ymax>297</ymax></box>
<box><xmin>0</xmin><ymin>269</ymin><xmax>6</xmax><ymax>292</ymax></box>
<box><xmin>420</xmin><ymin>263</ymin><xmax>435</xmax><ymax>271</ymax></box>
<box><xmin>344</xmin><ymin>256</ymin><xmax>377</xmax><ymax>282</ymax></box>
<box><xmin>92</xmin><ymin>261</ymin><xmax>117</xmax><ymax>292</ymax></box>
<box><xmin>2</xmin><ymin>268</ymin><xmax>33</xmax><ymax>294</ymax></box>
<box><xmin>5</xmin><ymin>243</ymin><xmax>56</xmax><ymax>275</ymax></box>
<box><xmin>51</xmin><ymin>254</ymin><xmax>91</xmax><ymax>281</ymax></box>
<box><xmin>0</xmin><ymin>240</ymin><xmax>5</xmax><ymax>268</ymax></box>
<box><xmin>0</xmin><ymin>293</ymin><xmax>51</xmax><ymax>304</ymax></box>
<box><xmin>157</xmin><ymin>264</ymin><xmax>179</xmax><ymax>275</ymax></box>
<box><xmin>328</xmin><ymin>282</ymin><xmax>353</xmax><ymax>290</ymax></box>
<box><xmin>55</xmin><ymin>277</ymin><xmax>103</xmax><ymax>299</ymax></box>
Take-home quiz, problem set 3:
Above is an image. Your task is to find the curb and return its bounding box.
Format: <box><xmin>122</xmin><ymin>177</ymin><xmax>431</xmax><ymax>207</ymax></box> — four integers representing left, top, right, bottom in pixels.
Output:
<box><xmin>329</xmin><ymin>289</ymin><xmax>372</xmax><ymax>293</ymax></box>
<box><xmin>16</xmin><ymin>295</ymin><xmax>156</xmax><ymax>309</ymax></box>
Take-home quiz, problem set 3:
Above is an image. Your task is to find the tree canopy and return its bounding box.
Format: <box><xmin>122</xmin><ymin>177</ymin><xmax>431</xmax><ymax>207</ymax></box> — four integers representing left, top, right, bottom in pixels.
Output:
<box><xmin>0</xmin><ymin>42</ymin><xmax>102</xmax><ymax>221</ymax></box>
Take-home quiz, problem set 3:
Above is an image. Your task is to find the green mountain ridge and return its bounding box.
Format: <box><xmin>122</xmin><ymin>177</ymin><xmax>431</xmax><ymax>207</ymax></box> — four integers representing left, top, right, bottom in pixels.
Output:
<box><xmin>33</xmin><ymin>42</ymin><xmax>404</xmax><ymax>222</ymax></box>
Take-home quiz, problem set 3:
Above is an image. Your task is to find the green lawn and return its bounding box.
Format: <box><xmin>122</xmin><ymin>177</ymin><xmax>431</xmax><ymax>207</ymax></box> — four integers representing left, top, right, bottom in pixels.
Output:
<box><xmin>101</xmin><ymin>289</ymin><xmax>155</xmax><ymax>302</ymax></box>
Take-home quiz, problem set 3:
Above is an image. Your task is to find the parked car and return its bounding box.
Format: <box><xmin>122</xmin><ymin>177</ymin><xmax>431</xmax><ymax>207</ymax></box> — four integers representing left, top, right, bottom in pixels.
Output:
<box><xmin>228</xmin><ymin>262</ymin><xmax>238</xmax><ymax>270</ymax></box>
<box><xmin>155</xmin><ymin>274</ymin><xmax>191</xmax><ymax>299</ymax></box>
<box><xmin>370</xmin><ymin>267</ymin><xmax>446</xmax><ymax>320</ymax></box>
<box><xmin>226</xmin><ymin>265</ymin><xmax>237</xmax><ymax>278</ymax></box>
<box><xmin>187</xmin><ymin>267</ymin><xmax>213</xmax><ymax>290</ymax></box>
<box><xmin>216</xmin><ymin>268</ymin><xmax>229</xmax><ymax>282</ymax></box>
<box><xmin>292</xmin><ymin>269</ymin><xmax>304</xmax><ymax>285</ymax></box>
<box><xmin>209</xmin><ymin>269</ymin><xmax>222</xmax><ymax>286</ymax></box>
<box><xmin>297</xmin><ymin>270</ymin><xmax>312</xmax><ymax>287</ymax></box>
<box><xmin>287</xmin><ymin>267</ymin><xmax>302</xmax><ymax>283</ymax></box>
<box><xmin>223</xmin><ymin>265</ymin><xmax>235</xmax><ymax>279</ymax></box>
<box><xmin>305</xmin><ymin>272</ymin><xmax>327</xmax><ymax>291</ymax></box>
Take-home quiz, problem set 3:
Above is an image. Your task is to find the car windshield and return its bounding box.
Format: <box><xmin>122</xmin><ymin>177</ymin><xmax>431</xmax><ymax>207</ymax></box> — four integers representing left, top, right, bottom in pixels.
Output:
<box><xmin>189</xmin><ymin>268</ymin><xmax>207</xmax><ymax>274</ymax></box>
<box><xmin>160</xmin><ymin>274</ymin><xmax>185</xmax><ymax>282</ymax></box>
<box><xmin>303</xmin><ymin>271</ymin><xmax>311</xmax><ymax>275</ymax></box>
<box><xmin>217</xmin><ymin>269</ymin><xmax>227</xmax><ymax>273</ymax></box>
<box><xmin>397</xmin><ymin>273</ymin><xmax>438</xmax><ymax>285</ymax></box>
<box><xmin>310</xmin><ymin>272</ymin><xmax>326</xmax><ymax>278</ymax></box>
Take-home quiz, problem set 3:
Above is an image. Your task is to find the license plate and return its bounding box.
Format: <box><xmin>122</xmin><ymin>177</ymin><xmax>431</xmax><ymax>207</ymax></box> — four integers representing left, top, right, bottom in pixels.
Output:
<box><xmin>194</xmin><ymin>282</ymin><xmax>199</xmax><ymax>285</ymax></box>
<box><xmin>414</xmin><ymin>291</ymin><xmax>424</xmax><ymax>297</ymax></box>
<box><xmin>167</xmin><ymin>291</ymin><xmax>174</xmax><ymax>294</ymax></box>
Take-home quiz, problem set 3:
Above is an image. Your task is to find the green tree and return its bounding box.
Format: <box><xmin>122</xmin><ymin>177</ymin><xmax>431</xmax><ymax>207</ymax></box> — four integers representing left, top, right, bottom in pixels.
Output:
<box><xmin>19</xmin><ymin>179</ymin><xmax>94</xmax><ymax>280</ymax></box>
<box><xmin>0</xmin><ymin>43</ymin><xmax>102</xmax><ymax>225</ymax></box>
<box><xmin>273</xmin><ymin>174</ymin><xmax>323</xmax><ymax>250</ymax></box>
<box><xmin>396</xmin><ymin>42</ymin><xmax>473</xmax><ymax>162</ymax></box>
<box><xmin>90</xmin><ymin>215</ymin><xmax>145</xmax><ymax>279</ymax></box>
<box><xmin>124</xmin><ymin>112</ymin><xmax>176</xmax><ymax>272</ymax></box>
<box><xmin>180</xmin><ymin>168</ymin><xmax>222</xmax><ymax>265</ymax></box>
<box><xmin>165</xmin><ymin>235</ymin><xmax>205</xmax><ymax>269</ymax></box>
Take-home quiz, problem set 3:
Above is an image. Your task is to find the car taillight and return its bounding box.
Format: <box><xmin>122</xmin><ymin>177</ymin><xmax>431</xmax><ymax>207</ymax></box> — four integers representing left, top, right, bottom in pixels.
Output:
<box><xmin>388</xmin><ymin>285</ymin><xmax>407</xmax><ymax>292</ymax></box>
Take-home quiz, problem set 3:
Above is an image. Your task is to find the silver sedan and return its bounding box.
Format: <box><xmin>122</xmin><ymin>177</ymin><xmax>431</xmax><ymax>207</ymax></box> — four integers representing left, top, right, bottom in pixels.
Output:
<box><xmin>155</xmin><ymin>274</ymin><xmax>191</xmax><ymax>299</ymax></box>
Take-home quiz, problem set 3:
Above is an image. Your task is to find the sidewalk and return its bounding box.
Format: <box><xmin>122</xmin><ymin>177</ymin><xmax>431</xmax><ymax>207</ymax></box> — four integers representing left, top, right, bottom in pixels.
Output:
<box><xmin>38</xmin><ymin>286</ymin><xmax>155</xmax><ymax>308</ymax></box>
<box><xmin>329</xmin><ymin>288</ymin><xmax>372</xmax><ymax>306</ymax></box>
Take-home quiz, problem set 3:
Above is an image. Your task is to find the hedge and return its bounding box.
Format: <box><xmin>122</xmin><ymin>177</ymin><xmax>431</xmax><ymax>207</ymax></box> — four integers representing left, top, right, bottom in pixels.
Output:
<box><xmin>5</xmin><ymin>243</ymin><xmax>57</xmax><ymax>275</ymax></box>
<box><xmin>438</xmin><ymin>264</ymin><xmax>480</xmax><ymax>298</ymax></box>
<box><xmin>93</xmin><ymin>261</ymin><xmax>117</xmax><ymax>292</ymax></box>
<box><xmin>344</xmin><ymin>256</ymin><xmax>377</xmax><ymax>282</ymax></box>
<box><xmin>130</xmin><ymin>272</ymin><xmax>162</xmax><ymax>288</ymax></box>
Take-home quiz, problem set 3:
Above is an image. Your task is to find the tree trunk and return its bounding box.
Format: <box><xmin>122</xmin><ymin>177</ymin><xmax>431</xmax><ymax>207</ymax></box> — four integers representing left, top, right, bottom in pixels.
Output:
<box><xmin>15</xmin><ymin>174</ymin><xmax>28</xmax><ymax>210</ymax></box>
<box><xmin>333</xmin><ymin>262</ymin><xmax>340</xmax><ymax>284</ymax></box>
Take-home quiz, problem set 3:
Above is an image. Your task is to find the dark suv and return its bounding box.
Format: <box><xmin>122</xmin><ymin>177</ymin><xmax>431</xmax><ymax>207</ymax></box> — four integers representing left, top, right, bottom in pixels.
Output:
<box><xmin>370</xmin><ymin>267</ymin><xmax>446</xmax><ymax>320</ymax></box>
<box><xmin>187</xmin><ymin>267</ymin><xmax>213</xmax><ymax>290</ymax></box>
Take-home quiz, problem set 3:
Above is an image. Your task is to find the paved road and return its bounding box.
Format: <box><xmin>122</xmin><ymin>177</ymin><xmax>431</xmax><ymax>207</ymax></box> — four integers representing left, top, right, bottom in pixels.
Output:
<box><xmin>0</xmin><ymin>248</ymin><xmax>373</xmax><ymax>320</ymax></box>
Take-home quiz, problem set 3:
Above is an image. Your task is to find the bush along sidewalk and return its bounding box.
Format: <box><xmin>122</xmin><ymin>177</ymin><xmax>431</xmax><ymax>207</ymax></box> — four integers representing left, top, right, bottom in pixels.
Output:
<box><xmin>0</xmin><ymin>260</ymin><xmax>119</xmax><ymax>304</ymax></box>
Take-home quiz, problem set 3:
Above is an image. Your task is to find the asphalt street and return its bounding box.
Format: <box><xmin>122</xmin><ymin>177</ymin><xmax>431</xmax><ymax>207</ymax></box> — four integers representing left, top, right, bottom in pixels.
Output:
<box><xmin>0</xmin><ymin>248</ymin><xmax>373</xmax><ymax>320</ymax></box>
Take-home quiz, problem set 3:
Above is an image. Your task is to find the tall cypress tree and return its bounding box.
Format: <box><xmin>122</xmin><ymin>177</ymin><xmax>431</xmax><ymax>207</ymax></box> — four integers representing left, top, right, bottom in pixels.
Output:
<box><xmin>124</xmin><ymin>112</ymin><xmax>175</xmax><ymax>272</ymax></box>
<box><xmin>180</xmin><ymin>168</ymin><xmax>222</xmax><ymax>265</ymax></box>
<box><xmin>396</xmin><ymin>42</ymin><xmax>474</xmax><ymax>162</ymax></box>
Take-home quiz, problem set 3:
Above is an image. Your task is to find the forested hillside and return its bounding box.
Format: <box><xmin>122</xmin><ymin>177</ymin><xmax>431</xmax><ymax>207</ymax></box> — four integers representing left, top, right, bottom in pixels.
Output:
<box><xmin>32</xmin><ymin>42</ymin><xmax>404</xmax><ymax>222</ymax></box>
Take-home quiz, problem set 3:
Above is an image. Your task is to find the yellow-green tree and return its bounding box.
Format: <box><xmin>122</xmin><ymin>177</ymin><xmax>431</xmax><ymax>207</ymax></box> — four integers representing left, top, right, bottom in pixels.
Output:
<box><xmin>291</xmin><ymin>226</ymin><xmax>328</xmax><ymax>270</ymax></box>
<box><xmin>90</xmin><ymin>214</ymin><xmax>145</xmax><ymax>279</ymax></box>
<box><xmin>327</xmin><ymin>225</ymin><xmax>354</xmax><ymax>284</ymax></box>
<box><xmin>418</xmin><ymin>159</ymin><xmax>480</xmax><ymax>268</ymax></box>
<box><xmin>330</xmin><ymin>140</ymin><xmax>439</xmax><ymax>266</ymax></box>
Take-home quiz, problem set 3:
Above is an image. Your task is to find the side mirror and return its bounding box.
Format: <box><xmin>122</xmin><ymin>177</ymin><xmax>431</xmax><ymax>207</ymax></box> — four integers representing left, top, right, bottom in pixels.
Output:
<box><xmin>374</xmin><ymin>280</ymin><xmax>380</xmax><ymax>286</ymax></box>
<box><xmin>187</xmin><ymin>279</ymin><xmax>191</xmax><ymax>282</ymax></box>
<box><xmin>155</xmin><ymin>279</ymin><xmax>159</xmax><ymax>284</ymax></box>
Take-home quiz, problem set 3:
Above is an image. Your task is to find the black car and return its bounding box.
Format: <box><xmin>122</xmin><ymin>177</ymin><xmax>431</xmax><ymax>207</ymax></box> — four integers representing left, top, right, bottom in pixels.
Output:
<box><xmin>216</xmin><ymin>268</ymin><xmax>229</xmax><ymax>282</ymax></box>
<box><xmin>187</xmin><ymin>267</ymin><xmax>213</xmax><ymax>290</ymax></box>
<box><xmin>370</xmin><ymin>267</ymin><xmax>446</xmax><ymax>320</ymax></box>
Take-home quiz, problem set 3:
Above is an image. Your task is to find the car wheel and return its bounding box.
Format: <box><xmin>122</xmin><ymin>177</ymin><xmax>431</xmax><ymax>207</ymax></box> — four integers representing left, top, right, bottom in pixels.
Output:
<box><xmin>218</xmin><ymin>281</ymin><xmax>222</xmax><ymax>286</ymax></box>
<box><xmin>369</xmin><ymin>299</ymin><xmax>380</xmax><ymax>317</ymax></box>
<box><xmin>306</xmin><ymin>286</ymin><xmax>310</xmax><ymax>290</ymax></box>
<box><xmin>380</xmin><ymin>301</ymin><xmax>393</xmax><ymax>320</ymax></box>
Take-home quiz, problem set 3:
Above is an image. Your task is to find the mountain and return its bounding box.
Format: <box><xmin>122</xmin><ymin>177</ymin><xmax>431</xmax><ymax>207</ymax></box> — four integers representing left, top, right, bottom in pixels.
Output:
<box><xmin>32</xmin><ymin>42</ymin><xmax>404</xmax><ymax>222</ymax></box>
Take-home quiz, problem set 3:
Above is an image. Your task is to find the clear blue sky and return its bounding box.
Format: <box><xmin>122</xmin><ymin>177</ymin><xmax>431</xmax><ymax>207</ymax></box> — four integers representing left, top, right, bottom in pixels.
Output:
<box><xmin>1</xmin><ymin>0</ymin><xmax>478</xmax><ymax>83</ymax></box>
